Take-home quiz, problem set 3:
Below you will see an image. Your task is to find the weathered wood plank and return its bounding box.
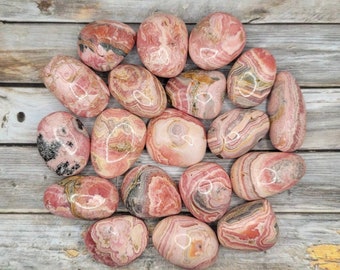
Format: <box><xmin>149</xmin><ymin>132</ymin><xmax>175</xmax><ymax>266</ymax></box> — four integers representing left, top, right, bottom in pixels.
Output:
<box><xmin>0</xmin><ymin>23</ymin><xmax>340</xmax><ymax>86</ymax></box>
<box><xmin>0</xmin><ymin>213</ymin><xmax>339</xmax><ymax>269</ymax></box>
<box><xmin>1</xmin><ymin>0</ymin><xmax>340</xmax><ymax>23</ymax></box>
<box><xmin>1</xmin><ymin>86</ymin><xmax>339</xmax><ymax>150</ymax></box>
<box><xmin>0</xmin><ymin>147</ymin><xmax>339</xmax><ymax>214</ymax></box>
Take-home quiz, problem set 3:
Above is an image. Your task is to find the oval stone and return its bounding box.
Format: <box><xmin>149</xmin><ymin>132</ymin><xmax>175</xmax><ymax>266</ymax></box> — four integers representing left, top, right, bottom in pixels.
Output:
<box><xmin>146</xmin><ymin>108</ymin><xmax>207</xmax><ymax>167</ymax></box>
<box><xmin>108</xmin><ymin>64</ymin><xmax>167</xmax><ymax>118</ymax></box>
<box><xmin>230</xmin><ymin>152</ymin><xmax>306</xmax><ymax>200</ymax></box>
<box><xmin>83</xmin><ymin>215</ymin><xmax>148</xmax><ymax>267</ymax></box>
<box><xmin>78</xmin><ymin>20</ymin><xmax>136</xmax><ymax>72</ymax></box>
<box><xmin>153</xmin><ymin>215</ymin><xmax>219</xmax><ymax>269</ymax></box>
<box><xmin>217</xmin><ymin>199</ymin><xmax>279</xmax><ymax>251</ymax></box>
<box><xmin>166</xmin><ymin>70</ymin><xmax>226</xmax><ymax>119</ymax></box>
<box><xmin>179</xmin><ymin>162</ymin><xmax>232</xmax><ymax>223</ymax></box>
<box><xmin>91</xmin><ymin>108</ymin><xmax>146</xmax><ymax>178</ymax></box>
<box><xmin>207</xmin><ymin>109</ymin><xmax>270</xmax><ymax>159</ymax></box>
<box><xmin>121</xmin><ymin>165</ymin><xmax>182</xmax><ymax>218</ymax></box>
<box><xmin>137</xmin><ymin>12</ymin><xmax>188</xmax><ymax>78</ymax></box>
<box><xmin>37</xmin><ymin>111</ymin><xmax>90</xmax><ymax>176</ymax></box>
<box><xmin>267</xmin><ymin>71</ymin><xmax>307</xmax><ymax>152</ymax></box>
<box><xmin>189</xmin><ymin>12</ymin><xmax>246</xmax><ymax>70</ymax></box>
<box><xmin>227</xmin><ymin>48</ymin><xmax>277</xmax><ymax>108</ymax></box>
<box><xmin>42</xmin><ymin>55</ymin><xmax>110</xmax><ymax>117</ymax></box>
<box><xmin>44</xmin><ymin>175</ymin><xmax>119</xmax><ymax>219</ymax></box>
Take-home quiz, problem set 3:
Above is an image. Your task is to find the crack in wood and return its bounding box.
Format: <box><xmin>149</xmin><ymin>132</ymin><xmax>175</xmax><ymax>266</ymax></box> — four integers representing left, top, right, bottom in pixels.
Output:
<box><xmin>1</xmin><ymin>112</ymin><xmax>9</xmax><ymax>129</ymax></box>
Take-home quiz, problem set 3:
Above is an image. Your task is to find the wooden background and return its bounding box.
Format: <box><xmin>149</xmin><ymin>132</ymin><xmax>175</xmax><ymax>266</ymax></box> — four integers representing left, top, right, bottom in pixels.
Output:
<box><xmin>0</xmin><ymin>0</ymin><xmax>339</xmax><ymax>269</ymax></box>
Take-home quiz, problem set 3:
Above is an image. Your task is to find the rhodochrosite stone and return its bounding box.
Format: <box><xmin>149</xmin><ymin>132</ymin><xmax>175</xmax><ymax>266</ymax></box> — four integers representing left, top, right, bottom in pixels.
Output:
<box><xmin>179</xmin><ymin>162</ymin><xmax>232</xmax><ymax>223</ymax></box>
<box><xmin>37</xmin><ymin>111</ymin><xmax>90</xmax><ymax>176</ymax></box>
<box><xmin>121</xmin><ymin>165</ymin><xmax>182</xmax><ymax>218</ymax></box>
<box><xmin>146</xmin><ymin>108</ymin><xmax>207</xmax><ymax>167</ymax></box>
<box><xmin>217</xmin><ymin>199</ymin><xmax>279</xmax><ymax>251</ymax></box>
<box><xmin>137</xmin><ymin>12</ymin><xmax>188</xmax><ymax>78</ymax></box>
<box><xmin>83</xmin><ymin>215</ymin><xmax>148</xmax><ymax>267</ymax></box>
<box><xmin>91</xmin><ymin>108</ymin><xmax>146</xmax><ymax>179</ymax></box>
<box><xmin>227</xmin><ymin>48</ymin><xmax>277</xmax><ymax>108</ymax></box>
<box><xmin>152</xmin><ymin>215</ymin><xmax>219</xmax><ymax>269</ymax></box>
<box><xmin>189</xmin><ymin>12</ymin><xmax>246</xmax><ymax>70</ymax></box>
<box><xmin>268</xmin><ymin>71</ymin><xmax>307</xmax><ymax>152</ymax></box>
<box><xmin>78</xmin><ymin>20</ymin><xmax>136</xmax><ymax>72</ymax></box>
<box><xmin>166</xmin><ymin>70</ymin><xmax>226</xmax><ymax>119</ymax></box>
<box><xmin>43</xmin><ymin>175</ymin><xmax>119</xmax><ymax>219</ymax></box>
<box><xmin>207</xmin><ymin>109</ymin><xmax>270</xmax><ymax>159</ymax></box>
<box><xmin>42</xmin><ymin>55</ymin><xmax>109</xmax><ymax>117</ymax></box>
<box><xmin>230</xmin><ymin>152</ymin><xmax>306</xmax><ymax>200</ymax></box>
<box><xmin>108</xmin><ymin>64</ymin><xmax>167</xmax><ymax>118</ymax></box>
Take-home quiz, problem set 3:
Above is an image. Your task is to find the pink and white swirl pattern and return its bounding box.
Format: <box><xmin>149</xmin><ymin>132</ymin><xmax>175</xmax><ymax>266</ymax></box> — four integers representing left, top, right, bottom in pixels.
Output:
<box><xmin>189</xmin><ymin>12</ymin><xmax>246</xmax><ymax>70</ymax></box>
<box><xmin>268</xmin><ymin>71</ymin><xmax>306</xmax><ymax>152</ymax></box>
<box><xmin>217</xmin><ymin>199</ymin><xmax>279</xmax><ymax>251</ymax></box>
<box><xmin>153</xmin><ymin>215</ymin><xmax>219</xmax><ymax>269</ymax></box>
<box><xmin>137</xmin><ymin>12</ymin><xmax>188</xmax><ymax>78</ymax></box>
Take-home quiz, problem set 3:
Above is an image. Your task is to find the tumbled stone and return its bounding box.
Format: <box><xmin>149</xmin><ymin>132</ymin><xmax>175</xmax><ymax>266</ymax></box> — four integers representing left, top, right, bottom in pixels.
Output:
<box><xmin>207</xmin><ymin>108</ymin><xmax>270</xmax><ymax>159</ymax></box>
<box><xmin>37</xmin><ymin>111</ymin><xmax>90</xmax><ymax>176</ymax></box>
<box><xmin>217</xmin><ymin>199</ymin><xmax>279</xmax><ymax>251</ymax></box>
<box><xmin>146</xmin><ymin>108</ymin><xmax>206</xmax><ymax>167</ymax></box>
<box><xmin>267</xmin><ymin>71</ymin><xmax>306</xmax><ymax>152</ymax></box>
<box><xmin>189</xmin><ymin>12</ymin><xmax>246</xmax><ymax>70</ymax></box>
<box><xmin>137</xmin><ymin>12</ymin><xmax>188</xmax><ymax>78</ymax></box>
<box><xmin>179</xmin><ymin>162</ymin><xmax>232</xmax><ymax>223</ymax></box>
<box><xmin>227</xmin><ymin>48</ymin><xmax>277</xmax><ymax>108</ymax></box>
<box><xmin>42</xmin><ymin>55</ymin><xmax>110</xmax><ymax>117</ymax></box>
<box><xmin>153</xmin><ymin>215</ymin><xmax>219</xmax><ymax>269</ymax></box>
<box><xmin>166</xmin><ymin>70</ymin><xmax>226</xmax><ymax>119</ymax></box>
<box><xmin>83</xmin><ymin>215</ymin><xmax>148</xmax><ymax>267</ymax></box>
<box><xmin>78</xmin><ymin>20</ymin><xmax>136</xmax><ymax>72</ymax></box>
<box><xmin>44</xmin><ymin>175</ymin><xmax>119</xmax><ymax>219</ymax></box>
<box><xmin>230</xmin><ymin>151</ymin><xmax>306</xmax><ymax>200</ymax></box>
<box><xmin>91</xmin><ymin>108</ymin><xmax>146</xmax><ymax>179</ymax></box>
<box><xmin>121</xmin><ymin>165</ymin><xmax>182</xmax><ymax>218</ymax></box>
<box><xmin>108</xmin><ymin>64</ymin><xmax>167</xmax><ymax>118</ymax></box>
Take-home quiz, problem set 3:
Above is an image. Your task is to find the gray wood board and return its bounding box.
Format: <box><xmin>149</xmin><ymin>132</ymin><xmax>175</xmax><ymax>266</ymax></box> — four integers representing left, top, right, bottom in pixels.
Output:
<box><xmin>1</xmin><ymin>0</ymin><xmax>340</xmax><ymax>23</ymax></box>
<box><xmin>0</xmin><ymin>147</ymin><xmax>339</xmax><ymax>214</ymax></box>
<box><xmin>0</xmin><ymin>213</ymin><xmax>339</xmax><ymax>269</ymax></box>
<box><xmin>0</xmin><ymin>24</ymin><xmax>340</xmax><ymax>86</ymax></box>
<box><xmin>1</xmin><ymin>87</ymin><xmax>339</xmax><ymax>150</ymax></box>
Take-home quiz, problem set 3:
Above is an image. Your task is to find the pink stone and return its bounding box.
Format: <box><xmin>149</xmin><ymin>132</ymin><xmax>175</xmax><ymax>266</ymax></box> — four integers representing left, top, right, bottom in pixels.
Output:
<box><xmin>37</xmin><ymin>111</ymin><xmax>90</xmax><ymax>176</ymax></box>
<box><xmin>179</xmin><ymin>162</ymin><xmax>232</xmax><ymax>223</ymax></box>
<box><xmin>189</xmin><ymin>12</ymin><xmax>246</xmax><ymax>70</ymax></box>
<box><xmin>146</xmin><ymin>108</ymin><xmax>207</xmax><ymax>167</ymax></box>
<box><xmin>91</xmin><ymin>108</ymin><xmax>146</xmax><ymax>178</ymax></box>
<box><xmin>152</xmin><ymin>215</ymin><xmax>219</xmax><ymax>269</ymax></box>
<box><xmin>44</xmin><ymin>175</ymin><xmax>119</xmax><ymax>219</ymax></box>
<box><xmin>83</xmin><ymin>215</ymin><xmax>148</xmax><ymax>267</ymax></box>
<box><xmin>137</xmin><ymin>12</ymin><xmax>188</xmax><ymax>78</ymax></box>
<box><xmin>121</xmin><ymin>165</ymin><xmax>182</xmax><ymax>218</ymax></box>
<box><xmin>108</xmin><ymin>64</ymin><xmax>167</xmax><ymax>118</ymax></box>
<box><xmin>230</xmin><ymin>152</ymin><xmax>306</xmax><ymax>200</ymax></box>
<box><xmin>207</xmin><ymin>109</ymin><xmax>270</xmax><ymax>159</ymax></box>
<box><xmin>42</xmin><ymin>55</ymin><xmax>110</xmax><ymax>117</ymax></box>
<box><xmin>217</xmin><ymin>199</ymin><xmax>279</xmax><ymax>251</ymax></box>
<box><xmin>267</xmin><ymin>71</ymin><xmax>307</xmax><ymax>152</ymax></box>
<box><xmin>78</xmin><ymin>20</ymin><xmax>136</xmax><ymax>72</ymax></box>
<box><xmin>227</xmin><ymin>48</ymin><xmax>277</xmax><ymax>108</ymax></box>
<box><xmin>166</xmin><ymin>70</ymin><xmax>226</xmax><ymax>119</ymax></box>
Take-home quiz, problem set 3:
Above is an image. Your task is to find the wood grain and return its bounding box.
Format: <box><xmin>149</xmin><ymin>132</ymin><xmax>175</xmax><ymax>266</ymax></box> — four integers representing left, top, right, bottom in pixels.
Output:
<box><xmin>0</xmin><ymin>147</ymin><xmax>339</xmax><ymax>214</ymax></box>
<box><xmin>1</xmin><ymin>0</ymin><xmax>339</xmax><ymax>23</ymax></box>
<box><xmin>0</xmin><ymin>213</ymin><xmax>339</xmax><ymax>269</ymax></box>
<box><xmin>0</xmin><ymin>23</ymin><xmax>340</xmax><ymax>86</ymax></box>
